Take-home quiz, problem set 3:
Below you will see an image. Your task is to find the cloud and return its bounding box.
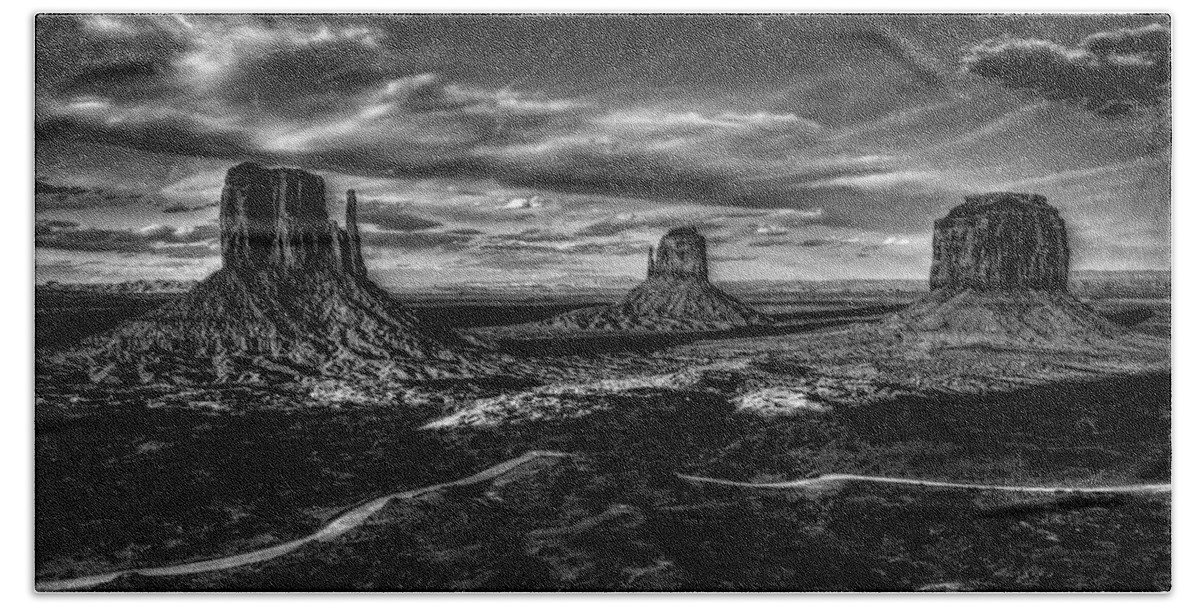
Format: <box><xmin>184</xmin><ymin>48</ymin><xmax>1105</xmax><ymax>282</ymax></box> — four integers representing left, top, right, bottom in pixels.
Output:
<box><xmin>752</xmin><ymin>224</ymin><xmax>789</xmax><ymax>236</ymax></box>
<box><xmin>35</xmin><ymin>221</ymin><xmax>219</xmax><ymax>253</ymax></box>
<box><xmin>747</xmin><ymin>234</ymin><xmax>865</xmax><ymax>249</ymax></box>
<box><xmin>35</xmin><ymin>16</ymin><xmax>909</xmax><ymax>216</ymax></box>
<box><xmin>35</xmin><ymin>179</ymin><xmax>156</xmax><ymax>210</ymax></box>
<box><xmin>802</xmin><ymin>170</ymin><xmax>941</xmax><ymax>191</ymax></box>
<box><xmin>575</xmin><ymin>213</ymin><xmax>730</xmax><ymax>237</ymax></box>
<box><xmin>137</xmin><ymin>223</ymin><xmax>220</xmax><ymax>241</ymax></box>
<box><xmin>360</xmin><ymin>229</ymin><xmax>473</xmax><ymax>251</ymax></box>
<box><xmin>163</xmin><ymin>202</ymin><xmax>218</xmax><ymax>213</ymax></box>
<box><xmin>490</xmin><ymin>229</ymin><xmax>576</xmax><ymax>243</ymax></box>
<box><xmin>459</xmin><ymin>250</ymin><xmax>566</xmax><ymax>271</ymax></box>
<box><xmin>709</xmin><ymin>254</ymin><xmax>761</xmax><ymax>263</ymax></box>
<box><xmin>498</xmin><ymin>195</ymin><xmax>546</xmax><ymax>210</ymax></box>
<box><xmin>355</xmin><ymin>201</ymin><xmax>444</xmax><ymax>231</ymax></box>
<box><xmin>798</xmin><ymin>238</ymin><xmax>840</xmax><ymax>247</ymax></box>
<box><xmin>746</xmin><ymin>238</ymin><xmax>795</xmax><ymax>248</ymax></box>
<box><xmin>36</xmin><ymin>14</ymin><xmax>1169</xmax><ymax>249</ymax></box>
<box><xmin>159</xmin><ymin>244</ymin><xmax>220</xmax><ymax>258</ymax></box>
<box><xmin>962</xmin><ymin>23</ymin><xmax>1169</xmax><ymax>117</ymax></box>
<box><xmin>479</xmin><ymin>234</ymin><xmax>645</xmax><ymax>257</ymax></box>
<box><xmin>757</xmin><ymin>208</ymin><xmax>827</xmax><ymax>227</ymax></box>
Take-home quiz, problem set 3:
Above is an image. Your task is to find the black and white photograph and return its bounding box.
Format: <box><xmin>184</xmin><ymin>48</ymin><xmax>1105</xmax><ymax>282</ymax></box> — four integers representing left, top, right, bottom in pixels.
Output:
<box><xmin>32</xmin><ymin>12</ymin><xmax>1172</xmax><ymax>592</ymax></box>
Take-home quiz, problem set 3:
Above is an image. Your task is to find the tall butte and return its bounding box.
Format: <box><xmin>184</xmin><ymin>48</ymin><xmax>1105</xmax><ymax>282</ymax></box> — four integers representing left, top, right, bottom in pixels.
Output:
<box><xmin>887</xmin><ymin>192</ymin><xmax>1120</xmax><ymax>344</ymax></box>
<box><xmin>546</xmin><ymin>226</ymin><xmax>768</xmax><ymax>331</ymax></box>
<box><xmin>45</xmin><ymin>163</ymin><xmax>481</xmax><ymax>385</ymax></box>
<box><xmin>219</xmin><ymin>162</ymin><xmax>366</xmax><ymax>276</ymax></box>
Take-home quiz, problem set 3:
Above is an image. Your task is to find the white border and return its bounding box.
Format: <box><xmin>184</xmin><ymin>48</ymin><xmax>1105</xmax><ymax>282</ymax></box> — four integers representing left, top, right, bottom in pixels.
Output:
<box><xmin>4</xmin><ymin>1</ymin><xmax>1192</xmax><ymax>606</ymax></box>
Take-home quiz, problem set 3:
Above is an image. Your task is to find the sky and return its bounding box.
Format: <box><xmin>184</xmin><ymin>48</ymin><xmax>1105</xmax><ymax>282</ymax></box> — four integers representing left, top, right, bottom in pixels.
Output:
<box><xmin>34</xmin><ymin>14</ymin><xmax>1171</xmax><ymax>288</ymax></box>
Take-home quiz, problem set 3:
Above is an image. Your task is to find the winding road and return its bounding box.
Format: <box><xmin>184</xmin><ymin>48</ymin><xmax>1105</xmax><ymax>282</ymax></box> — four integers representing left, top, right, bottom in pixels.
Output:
<box><xmin>37</xmin><ymin>450</ymin><xmax>572</xmax><ymax>592</ymax></box>
<box><xmin>38</xmin><ymin>453</ymin><xmax>1170</xmax><ymax>591</ymax></box>
<box><xmin>677</xmin><ymin>472</ymin><xmax>1172</xmax><ymax>494</ymax></box>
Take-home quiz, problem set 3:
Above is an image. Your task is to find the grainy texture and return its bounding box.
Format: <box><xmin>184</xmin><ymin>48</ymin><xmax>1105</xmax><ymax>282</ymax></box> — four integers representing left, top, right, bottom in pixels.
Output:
<box><xmin>545</xmin><ymin>227</ymin><xmax>769</xmax><ymax>331</ymax></box>
<box><xmin>38</xmin><ymin>164</ymin><xmax>487</xmax><ymax>384</ymax></box>
<box><xmin>930</xmin><ymin>193</ymin><xmax>1070</xmax><ymax>291</ymax></box>
<box><xmin>886</xmin><ymin>193</ymin><xmax>1118</xmax><ymax>345</ymax></box>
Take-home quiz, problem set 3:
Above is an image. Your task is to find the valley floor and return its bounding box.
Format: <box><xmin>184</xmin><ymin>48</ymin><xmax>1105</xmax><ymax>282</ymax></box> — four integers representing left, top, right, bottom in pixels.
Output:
<box><xmin>34</xmin><ymin>285</ymin><xmax>1172</xmax><ymax>591</ymax></box>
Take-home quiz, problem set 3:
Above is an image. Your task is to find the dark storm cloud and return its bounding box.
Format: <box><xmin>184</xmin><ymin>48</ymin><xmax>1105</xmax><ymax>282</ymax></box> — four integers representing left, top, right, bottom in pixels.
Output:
<box><xmin>35</xmin><ymin>15</ymin><xmax>191</xmax><ymax>103</ymax></box>
<box><xmin>36</xmin><ymin>111</ymin><xmax>260</xmax><ymax>160</ymax></box>
<box><xmin>213</xmin><ymin>29</ymin><xmax>402</xmax><ymax>121</ymax></box>
<box><xmin>34</xmin><ymin>14</ymin><xmax>932</xmax><ymax>218</ymax></box>
<box><xmin>35</xmin><ymin>221</ymin><xmax>219</xmax><ymax>253</ymax></box>
<box><xmin>35</xmin><ymin>13</ymin><xmax>1172</xmax><ymax>260</ymax></box>
<box><xmin>963</xmin><ymin>23</ymin><xmax>1169</xmax><ymax>117</ymax></box>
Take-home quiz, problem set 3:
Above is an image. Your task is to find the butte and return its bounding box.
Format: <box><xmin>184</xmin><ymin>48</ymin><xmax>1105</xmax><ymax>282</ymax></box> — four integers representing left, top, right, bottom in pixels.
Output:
<box><xmin>544</xmin><ymin>226</ymin><xmax>769</xmax><ymax>331</ymax></box>
<box><xmin>39</xmin><ymin>163</ymin><xmax>483</xmax><ymax>385</ymax></box>
<box><xmin>884</xmin><ymin>192</ymin><xmax>1123</xmax><ymax>345</ymax></box>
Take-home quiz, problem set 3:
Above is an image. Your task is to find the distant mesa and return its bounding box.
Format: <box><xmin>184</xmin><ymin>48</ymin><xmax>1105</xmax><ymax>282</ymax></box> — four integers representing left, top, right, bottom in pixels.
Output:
<box><xmin>40</xmin><ymin>162</ymin><xmax>484</xmax><ymax>385</ymax></box>
<box><xmin>38</xmin><ymin>279</ymin><xmax>198</xmax><ymax>294</ymax></box>
<box><xmin>162</xmin><ymin>202</ymin><xmax>217</xmax><ymax>214</ymax></box>
<box><xmin>544</xmin><ymin>226</ymin><xmax>769</xmax><ymax>331</ymax></box>
<box><xmin>886</xmin><ymin>193</ymin><xmax>1122</xmax><ymax>344</ymax></box>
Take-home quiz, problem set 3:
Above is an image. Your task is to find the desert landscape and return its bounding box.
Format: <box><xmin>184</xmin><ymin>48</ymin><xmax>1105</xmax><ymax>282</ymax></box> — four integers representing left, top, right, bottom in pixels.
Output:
<box><xmin>34</xmin><ymin>13</ymin><xmax>1170</xmax><ymax>592</ymax></box>
<box><xmin>34</xmin><ymin>163</ymin><xmax>1170</xmax><ymax>592</ymax></box>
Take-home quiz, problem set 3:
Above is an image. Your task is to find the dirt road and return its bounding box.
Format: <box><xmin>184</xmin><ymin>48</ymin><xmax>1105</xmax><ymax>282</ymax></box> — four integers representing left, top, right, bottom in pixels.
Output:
<box><xmin>37</xmin><ymin>450</ymin><xmax>572</xmax><ymax>592</ymax></box>
<box><xmin>678</xmin><ymin>472</ymin><xmax>1172</xmax><ymax>494</ymax></box>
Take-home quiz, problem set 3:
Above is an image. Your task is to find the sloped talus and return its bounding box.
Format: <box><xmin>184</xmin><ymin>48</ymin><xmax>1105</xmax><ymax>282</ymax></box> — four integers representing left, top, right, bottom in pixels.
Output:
<box><xmin>887</xmin><ymin>193</ymin><xmax>1123</xmax><ymax>345</ymax></box>
<box><xmin>40</xmin><ymin>162</ymin><xmax>488</xmax><ymax>384</ymax></box>
<box><xmin>546</xmin><ymin>226</ymin><xmax>769</xmax><ymax>331</ymax></box>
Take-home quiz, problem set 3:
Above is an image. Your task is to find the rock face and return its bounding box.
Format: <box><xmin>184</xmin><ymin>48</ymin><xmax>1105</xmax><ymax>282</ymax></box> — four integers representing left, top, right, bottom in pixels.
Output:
<box><xmin>647</xmin><ymin>227</ymin><xmax>709</xmax><ymax>280</ymax></box>
<box><xmin>219</xmin><ymin>163</ymin><xmax>366</xmax><ymax>276</ymax></box>
<box><xmin>888</xmin><ymin>193</ymin><xmax>1120</xmax><ymax>345</ymax></box>
<box><xmin>929</xmin><ymin>193</ymin><xmax>1070</xmax><ymax>291</ymax></box>
<box><xmin>545</xmin><ymin>227</ymin><xmax>768</xmax><ymax>331</ymax></box>
<box><xmin>40</xmin><ymin>163</ymin><xmax>485</xmax><ymax>384</ymax></box>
